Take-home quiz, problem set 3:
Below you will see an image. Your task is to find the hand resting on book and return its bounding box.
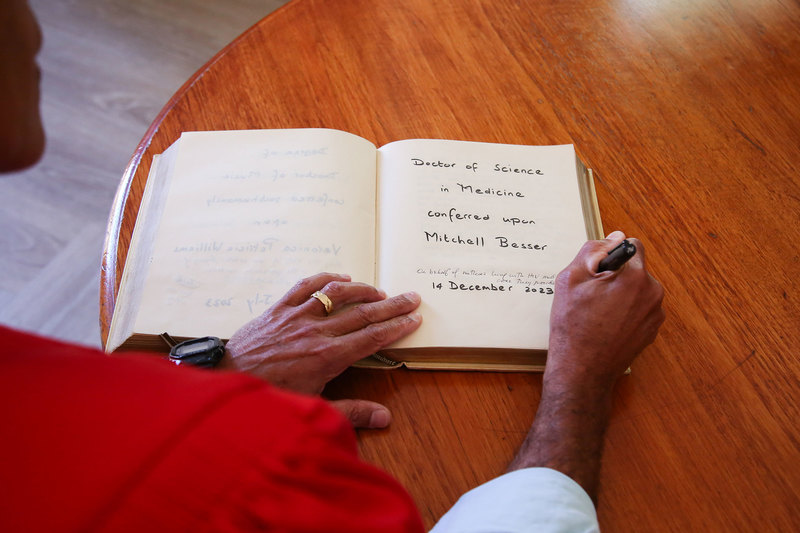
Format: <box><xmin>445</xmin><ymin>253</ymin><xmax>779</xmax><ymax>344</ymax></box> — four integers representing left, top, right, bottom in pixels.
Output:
<box><xmin>219</xmin><ymin>272</ymin><xmax>422</xmax><ymax>428</ymax></box>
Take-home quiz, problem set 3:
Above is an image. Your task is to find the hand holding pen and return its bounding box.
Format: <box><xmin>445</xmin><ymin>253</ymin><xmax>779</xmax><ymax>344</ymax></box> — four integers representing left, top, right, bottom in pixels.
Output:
<box><xmin>597</xmin><ymin>239</ymin><xmax>637</xmax><ymax>272</ymax></box>
<box><xmin>547</xmin><ymin>231</ymin><xmax>665</xmax><ymax>383</ymax></box>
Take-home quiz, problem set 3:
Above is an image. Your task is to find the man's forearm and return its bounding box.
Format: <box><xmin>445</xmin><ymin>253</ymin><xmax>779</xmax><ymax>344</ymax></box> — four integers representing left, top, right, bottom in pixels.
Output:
<box><xmin>507</xmin><ymin>376</ymin><xmax>614</xmax><ymax>504</ymax></box>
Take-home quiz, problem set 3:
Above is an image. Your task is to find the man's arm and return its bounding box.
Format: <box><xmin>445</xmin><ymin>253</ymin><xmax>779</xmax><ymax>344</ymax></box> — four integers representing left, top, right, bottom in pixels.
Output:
<box><xmin>432</xmin><ymin>232</ymin><xmax>664</xmax><ymax>532</ymax></box>
<box><xmin>507</xmin><ymin>378</ymin><xmax>614</xmax><ymax>504</ymax></box>
<box><xmin>509</xmin><ymin>232</ymin><xmax>664</xmax><ymax>501</ymax></box>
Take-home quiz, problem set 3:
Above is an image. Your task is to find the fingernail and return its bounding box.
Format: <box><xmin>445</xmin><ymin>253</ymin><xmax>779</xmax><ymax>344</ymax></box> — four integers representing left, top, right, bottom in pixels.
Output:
<box><xmin>376</xmin><ymin>288</ymin><xmax>387</xmax><ymax>298</ymax></box>
<box><xmin>408</xmin><ymin>311</ymin><xmax>422</xmax><ymax>323</ymax></box>
<box><xmin>404</xmin><ymin>291</ymin><xmax>421</xmax><ymax>303</ymax></box>
<box><xmin>369</xmin><ymin>408</ymin><xmax>391</xmax><ymax>428</ymax></box>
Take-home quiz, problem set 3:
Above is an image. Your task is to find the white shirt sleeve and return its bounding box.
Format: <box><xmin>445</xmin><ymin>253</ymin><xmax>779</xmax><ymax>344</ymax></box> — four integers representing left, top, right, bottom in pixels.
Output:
<box><xmin>429</xmin><ymin>467</ymin><xmax>599</xmax><ymax>533</ymax></box>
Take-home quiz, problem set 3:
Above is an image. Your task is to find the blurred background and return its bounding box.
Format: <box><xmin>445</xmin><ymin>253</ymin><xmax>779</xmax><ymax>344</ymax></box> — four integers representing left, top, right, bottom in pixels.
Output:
<box><xmin>0</xmin><ymin>0</ymin><xmax>288</xmax><ymax>347</ymax></box>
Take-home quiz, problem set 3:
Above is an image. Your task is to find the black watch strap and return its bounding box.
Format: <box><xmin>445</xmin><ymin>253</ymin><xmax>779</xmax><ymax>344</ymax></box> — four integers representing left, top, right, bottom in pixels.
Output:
<box><xmin>168</xmin><ymin>336</ymin><xmax>225</xmax><ymax>368</ymax></box>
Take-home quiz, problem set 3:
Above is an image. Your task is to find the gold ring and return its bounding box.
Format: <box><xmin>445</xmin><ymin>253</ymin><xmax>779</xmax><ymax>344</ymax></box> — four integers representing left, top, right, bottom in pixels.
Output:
<box><xmin>310</xmin><ymin>291</ymin><xmax>333</xmax><ymax>314</ymax></box>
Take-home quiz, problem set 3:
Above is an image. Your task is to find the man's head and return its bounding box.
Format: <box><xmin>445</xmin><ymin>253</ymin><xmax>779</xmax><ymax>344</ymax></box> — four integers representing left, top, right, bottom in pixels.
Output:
<box><xmin>0</xmin><ymin>0</ymin><xmax>45</xmax><ymax>172</ymax></box>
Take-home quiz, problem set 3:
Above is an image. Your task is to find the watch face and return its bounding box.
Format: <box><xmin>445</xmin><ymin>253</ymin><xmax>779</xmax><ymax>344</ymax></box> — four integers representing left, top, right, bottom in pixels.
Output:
<box><xmin>174</xmin><ymin>338</ymin><xmax>218</xmax><ymax>357</ymax></box>
<box><xmin>170</xmin><ymin>337</ymin><xmax>224</xmax><ymax>367</ymax></box>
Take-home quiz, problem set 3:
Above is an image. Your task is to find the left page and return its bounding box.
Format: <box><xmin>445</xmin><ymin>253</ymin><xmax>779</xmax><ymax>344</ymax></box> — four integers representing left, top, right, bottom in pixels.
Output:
<box><xmin>130</xmin><ymin>128</ymin><xmax>377</xmax><ymax>340</ymax></box>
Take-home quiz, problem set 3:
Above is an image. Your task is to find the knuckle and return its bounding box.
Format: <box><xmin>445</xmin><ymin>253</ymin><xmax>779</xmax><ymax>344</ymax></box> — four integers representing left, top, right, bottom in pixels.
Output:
<box><xmin>395</xmin><ymin>292</ymin><xmax>417</xmax><ymax>308</ymax></box>
<box><xmin>364</xmin><ymin>323</ymin><xmax>391</xmax><ymax>346</ymax></box>
<box><xmin>354</xmin><ymin>303</ymin><xmax>377</xmax><ymax>324</ymax></box>
<box><xmin>322</xmin><ymin>281</ymin><xmax>345</xmax><ymax>299</ymax></box>
<box><xmin>649</xmin><ymin>279</ymin><xmax>665</xmax><ymax>303</ymax></box>
<box><xmin>580</xmin><ymin>239</ymin><xmax>607</xmax><ymax>260</ymax></box>
<box><xmin>582</xmin><ymin>239</ymin><xmax>603</xmax><ymax>253</ymax></box>
<box><xmin>289</xmin><ymin>272</ymin><xmax>338</xmax><ymax>297</ymax></box>
<box><xmin>289</xmin><ymin>276</ymin><xmax>317</xmax><ymax>296</ymax></box>
<box><xmin>555</xmin><ymin>268</ymin><xmax>573</xmax><ymax>288</ymax></box>
<box><xmin>382</xmin><ymin>295</ymin><xmax>405</xmax><ymax>314</ymax></box>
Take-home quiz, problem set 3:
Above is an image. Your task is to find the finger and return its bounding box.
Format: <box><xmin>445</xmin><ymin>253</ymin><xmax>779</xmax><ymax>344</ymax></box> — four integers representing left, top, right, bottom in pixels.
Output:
<box><xmin>585</xmin><ymin>231</ymin><xmax>628</xmax><ymax>272</ymax></box>
<box><xmin>328</xmin><ymin>292</ymin><xmax>421</xmax><ymax>335</ymax></box>
<box><xmin>281</xmin><ymin>272</ymin><xmax>351</xmax><ymax>306</ymax></box>
<box><xmin>302</xmin><ymin>281</ymin><xmax>388</xmax><ymax>316</ymax></box>
<box><xmin>604</xmin><ymin>230</ymin><xmax>627</xmax><ymax>246</ymax></box>
<box><xmin>329</xmin><ymin>399</ymin><xmax>392</xmax><ymax>429</ymax></box>
<box><xmin>331</xmin><ymin>312</ymin><xmax>422</xmax><ymax>364</ymax></box>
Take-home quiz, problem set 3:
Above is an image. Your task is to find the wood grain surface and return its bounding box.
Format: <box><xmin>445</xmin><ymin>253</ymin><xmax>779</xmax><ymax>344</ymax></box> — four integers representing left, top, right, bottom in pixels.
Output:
<box><xmin>101</xmin><ymin>0</ymin><xmax>800</xmax><ymax>530</ymax></box>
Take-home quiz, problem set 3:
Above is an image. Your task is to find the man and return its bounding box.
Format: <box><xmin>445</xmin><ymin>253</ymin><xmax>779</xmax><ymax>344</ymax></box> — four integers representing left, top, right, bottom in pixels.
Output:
<box><xmin>0</xmin><ymin>1</ymin><xmax>665</xmax><ymax>531</ymax></box>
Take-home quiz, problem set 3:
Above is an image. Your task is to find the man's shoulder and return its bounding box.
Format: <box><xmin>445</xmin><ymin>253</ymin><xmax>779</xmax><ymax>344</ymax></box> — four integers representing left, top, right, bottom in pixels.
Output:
<box><xmin>0</xmin><ymin>325</ymin><xmax>370</xmax><ymax>531</ymax></box>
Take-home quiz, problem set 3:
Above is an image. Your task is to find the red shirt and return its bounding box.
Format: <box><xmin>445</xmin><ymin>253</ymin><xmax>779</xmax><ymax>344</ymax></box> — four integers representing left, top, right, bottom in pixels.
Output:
<box><xmin>0</xmin><ymin>326</ymin><xmax>424</xmax><ymax>532</ymax></box>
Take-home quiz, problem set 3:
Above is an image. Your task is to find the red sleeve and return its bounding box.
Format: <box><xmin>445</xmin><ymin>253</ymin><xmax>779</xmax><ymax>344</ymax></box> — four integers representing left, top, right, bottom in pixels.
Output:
<box><xmin>0</xmin><ymin>326</ymin><xmax>424</xmax><ymax>533</ymax></box>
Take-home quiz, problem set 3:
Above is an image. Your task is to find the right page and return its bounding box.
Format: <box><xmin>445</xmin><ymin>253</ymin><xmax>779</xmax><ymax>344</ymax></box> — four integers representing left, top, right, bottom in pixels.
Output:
<box><xmin>376</xmin><ymin>139</ymin><xmax>590</xmax><ymax>351</ymax></box>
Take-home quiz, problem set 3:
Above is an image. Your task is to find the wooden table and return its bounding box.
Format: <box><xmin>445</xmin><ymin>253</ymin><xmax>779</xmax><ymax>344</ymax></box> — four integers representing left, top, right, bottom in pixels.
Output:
<box><xmin>101</xmin><ymin>0</ymin><xmax>800</xmax><ymax>529</ymax></box>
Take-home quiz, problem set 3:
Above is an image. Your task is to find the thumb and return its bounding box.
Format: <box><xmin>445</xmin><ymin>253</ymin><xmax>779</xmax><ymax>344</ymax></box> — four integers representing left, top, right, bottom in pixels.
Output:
<box><xmin>329</xmin><ymin>399</ymin><xmax>392</xmax><ymax>429</ymax></box>
<box><xmin>588</xmin><ymin>231</ymin><xmax>627</xmax><ymax>271</ymax></box>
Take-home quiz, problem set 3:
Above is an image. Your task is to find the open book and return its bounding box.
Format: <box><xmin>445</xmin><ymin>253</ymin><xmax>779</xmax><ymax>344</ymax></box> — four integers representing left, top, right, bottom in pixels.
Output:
<box><xmin>107</xmin><ymin>129</ymin><xmax>603</xmax><ymax>370</ymax></box>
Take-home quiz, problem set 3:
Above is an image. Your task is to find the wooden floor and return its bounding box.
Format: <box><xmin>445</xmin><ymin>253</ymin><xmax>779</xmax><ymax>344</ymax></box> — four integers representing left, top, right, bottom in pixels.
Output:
<box><xmin>0</xmin><ymin>0</ymin><xmax>287</xmax><ymax>347</ymax></box>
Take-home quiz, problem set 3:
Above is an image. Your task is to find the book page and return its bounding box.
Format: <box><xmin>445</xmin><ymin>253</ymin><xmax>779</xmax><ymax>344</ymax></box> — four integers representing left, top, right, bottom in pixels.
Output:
<box><xmin>376</xmin><ymin>139</ymin><xmax>589</xmax><ymax>351</ymax></box>
<box><xmin>133</xmin><ymin>129</ymin><xmax>377</xmax><ymax>339</ymax></box>
<box><xmin>107</xmin><ymin>146</ymin><xmax>179</xmax><ymax>351</ymax></box>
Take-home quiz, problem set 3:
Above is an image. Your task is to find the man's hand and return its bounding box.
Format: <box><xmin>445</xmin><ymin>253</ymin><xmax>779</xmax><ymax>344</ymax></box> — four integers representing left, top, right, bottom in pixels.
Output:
<box><xmin>509</xmin><ymin>232</ymin><xmax>664</xmax><ymax>502</ymax></box>
<box><xmin>546</xmin><ymin>231</ymin><xmax>665</xmax><ymax>390</ymax></box>
<box><xmin>220</xmin><ymin>272</ymin><xmax>422</xmax><ymax>428</ymax></box>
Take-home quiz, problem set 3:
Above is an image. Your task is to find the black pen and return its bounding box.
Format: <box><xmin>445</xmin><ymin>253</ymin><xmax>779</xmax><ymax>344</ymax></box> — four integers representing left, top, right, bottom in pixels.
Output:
<box><xmin>597</xmin><ymin>240</ymin><xmax>636</xmax><ymax>272</ymax></box>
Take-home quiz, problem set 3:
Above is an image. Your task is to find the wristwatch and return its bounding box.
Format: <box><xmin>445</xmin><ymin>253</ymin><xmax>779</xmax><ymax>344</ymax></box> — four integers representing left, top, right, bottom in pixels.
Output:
<box><xmin>168</xmin><ymin>336</ymin><xmax>226</xmax><ymax>368</ymax></box>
